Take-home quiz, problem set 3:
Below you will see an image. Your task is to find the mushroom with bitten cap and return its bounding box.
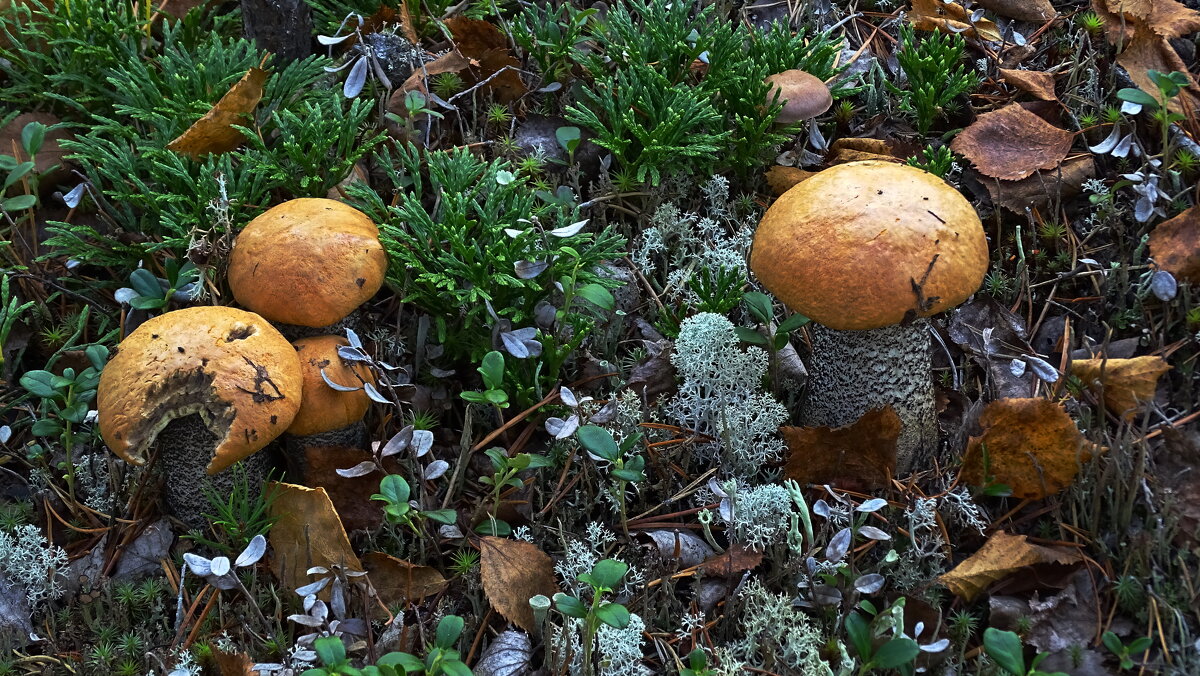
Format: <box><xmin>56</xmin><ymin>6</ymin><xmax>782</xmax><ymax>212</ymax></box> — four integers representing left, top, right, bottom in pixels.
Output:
<box><xmin>750</xmin><ymin>160</ymin><xmax>988</xmax><ymax>472</ymax></box>
<box><xmin>97</xmin><ymin>306</ymin><xmax>303</xmax><ymax>525</ymax></box>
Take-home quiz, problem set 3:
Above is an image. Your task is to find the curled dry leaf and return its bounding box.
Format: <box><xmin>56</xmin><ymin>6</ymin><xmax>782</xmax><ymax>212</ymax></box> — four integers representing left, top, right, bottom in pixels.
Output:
<box><xmin>209</xmin><ymin>647</ymin><xmax>255</xmax><ymax>676</ymax></box>
<box><xmin>909</xmin><ymin>0</ymin><xmax>1003</xmax><ymax>41</ymax></box>
<box><xmin>1070</xmin><ymin>355</ymin><xmax>1171</xmax><ymax>420</ymax></box>
<box><xmin>480</xmin><ymin>537</ymin><xmax>558</xmax><ymax>633</ymax></box>
<box><xmin>167</xmin><ymin>68</ymin><xmax>268</xmax><ymax>158</ymax></box>
<box><xmin>698</xmin><ymin>543</ymin><xmax>764</xmax><ymax>577</ymax></box>
<box><xmin>444</xmin><ymin>17</ymin><xmax>528</xmax><ymax>103</ymax></box>
<box><xmin>975</xmin><ymin>0</ymin><xmax>1056</xmax><ymax>22</ymax></box>
<box><xmin>765</xmin><ymin>165</ymin><xmax>816</xmax><ymax>196</ymax></box>
<box><xmin>828</xmin><ymin>137</ymin><xmax>901</xmax><ymax>165</ymax></box>
<box><xmin>397</xmin><ymin>50</ymin><xmax>473</xmax><ymax>95</ymax></box>
<box><xmin>474</xmin><ymin>629</ymin><xmax>532</xmax><ymax>676</ymax></box>
<box><xmin>1116</xmin><ymin>25</ymin><xmax>1200</xmax><ymax>117</ymax></box>
<box><xmin>362</xmin><ymin>551</ymin><xmax>448</xmax><ymax>607</ymax></box>
<box><xmin>982</xmin><ymin>155</ymin><xmax>1095</xmax><ymax>214</ymax></box>
<box><xmin>1094</xmin><ymin>0</ymin><xmax>1200</xmax><ymax>41</ymax></box>
<box><xmin>940</xmin><ymin>531</ymin><xmax>1082</xmax><ymax>601</ymax></box>
<box><xmin>266</xmin><ymin>482</ymin><xmax>362</xmax><ymax>595</ymax></box>
<box><xmin>641</xmin><ymin>530</ymin><xmax>715</xmax><ymax>567</ymax></box>
<box><xmin>1148</xmin><ymin>204</ymin><xmax>1200</xmax><ymax>283</ymax></box>
<box><xmin>950</xmin><ymin>104</ymin><xmax>1074</xmax><ymax>180</ymax></box>
<box><xmin>961</xmin><ymin>398</ymin><xmax>1093</xmax><ymax>499</ymax></box>
<box><xmin>782</xmin><ymin>406</ymin><xmax>900</xmax><ymax>491</ymax></box>
<box><xmin>998</xmin><ymin>68</ymin><xmax>1058</xmax><ymax>101</ymax></box>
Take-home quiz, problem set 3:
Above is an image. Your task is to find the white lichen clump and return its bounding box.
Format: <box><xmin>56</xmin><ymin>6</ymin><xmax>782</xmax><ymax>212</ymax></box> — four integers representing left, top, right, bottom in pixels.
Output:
<box><xmin>667</xmin><ymin>313</ymin><xmax>787</xmax><ymax>477</ymax></box>
<box><xmin>0</xmin><ymin>524</ymin><xmax>68</xmax><ymax>607</ymax></box>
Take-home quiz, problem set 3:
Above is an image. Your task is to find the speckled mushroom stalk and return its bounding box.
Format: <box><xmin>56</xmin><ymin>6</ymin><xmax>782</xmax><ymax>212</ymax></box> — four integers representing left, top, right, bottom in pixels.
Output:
<box><xmin>751</xmin><ymin>161</ymin><xmax>988</xmax><ymax>474</ymax></box>
<box><xmin>97</xmin><ymin>306</ymin><xmax>303</xmax><ymax>529</ymax></box>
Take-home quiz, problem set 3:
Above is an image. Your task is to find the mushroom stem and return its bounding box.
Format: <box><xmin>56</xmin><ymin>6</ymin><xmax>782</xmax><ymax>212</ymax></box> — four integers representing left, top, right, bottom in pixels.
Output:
<box><xmin>800</xmin><ymin>319</ymin><xmax>938</xmax><ymax>474</ymax></box>
<box><xmin>157</xmin><ymin>415</ymin><xmax>270</xmax><ymax>531</ymax></box>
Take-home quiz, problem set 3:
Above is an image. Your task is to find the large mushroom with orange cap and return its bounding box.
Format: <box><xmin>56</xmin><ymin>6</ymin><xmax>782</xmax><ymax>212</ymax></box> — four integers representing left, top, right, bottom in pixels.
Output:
<box><xmin>97</xmin><ymin>306</ymin><xmax>303</xmax><ymax>525</ymax></box>
<box><xmin>227</xmin><ymin>198</ymin><xmax>388</xmax><ymax>329</ymax></box>
<box><xmin>751</xmin><ymin>160</ymin><xmax>988</xmax><ymax>472</ymax></box>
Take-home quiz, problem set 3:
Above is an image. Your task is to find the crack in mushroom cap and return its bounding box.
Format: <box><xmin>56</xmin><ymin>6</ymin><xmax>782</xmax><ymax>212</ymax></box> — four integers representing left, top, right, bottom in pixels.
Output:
<box><xmin>97</xmin><ymin>306</ymin><xmax>303</xmax><ymax>475</ymax></box>
<box><xmin>751</xmin><ymin>161</ymin><xmax>988</xmax><ymax>331</ymax></box>
<box><xmin>227</xmin><ymin>198</ymin><xmax>388</xmax><ymax>328</ymax></box>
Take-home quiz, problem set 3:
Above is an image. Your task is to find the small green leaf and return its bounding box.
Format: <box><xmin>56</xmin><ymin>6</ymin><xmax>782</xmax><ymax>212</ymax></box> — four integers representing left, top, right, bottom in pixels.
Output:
<box><xmin>441</xmin><ymin>660</ymin><xmax>473</xmax><ymax>676</ymax></box>
<box><xmin>2</xmin><ymin>193</ymin><xmax>36</xmax><ymax>211</ymax></box>
<box><xmin>21</xmin><ymin>122</ymin><xmax>46</xmax><ymax>157</ymax></box>
<box><xmin>314</xmin><ymin>635</ymin><xmax>346</xmax><ymax>666</ymax></box>
<box><xmin>479</xmin><ymin>351</ymin><xmax>505</xmax><ymax>390</ymax></box>
<box><xmin>983</xmin><ymin>628</ymin><xmax>1027</xmax><ymax>676</ymax></box>
<box><xmin>2</xmin><ymin>162</ymin><xmax>33</xmax><ymax>190</ymax></box>
<box><xmin>129</xmin><ymin>296</ymin><xmax>166</xmax><ymax>310</ymax></box>
<box><xmin>556</xmin><ymin>126</ymin><xmax>581</xmax><ymax>154</ymax></box>
<box><xmin>734</xmin><ymin>326</ymin><xmax>768</xmax><ymax>346</ymax></box>
<box><xmin>742</xmin><ymin>291</ymin><xmax>773</xmax><ymax>324</ymax></box>
<box><xmin>575</xmin><ymin>283</ymin><xmax>614</xmax><ymax>310</ymax></box>
<box><xmin>20</xmin><ymin>371</ymin><xmax>58</xmax><ymax>398</ymax></box>
<box><xmin>845</xmin><ymin>612</ymin><xmax>872</xmax><ymax>661</ymax></box>
<box><xmin>1116</xmin><ymin>88</ymin><xmax>1159</xmax><ymax>108</ymax></box>
<box><xmin>424</xmin><ymin>508</ymin><xmax>458</xmax><ymax>524</ymax></box>
<box><xmin>577</xmin><ymin>425</ymin><xmax>619</xmax><ymax>461</ymax></box>
<box><xmin>595</xmin><ymin>601</ymin><xmax>631</xmax><ymax>629</ymax></box>
<box><xmin>554</xmin><ymin>593</ymin><xmax>588</xmax><ymax>618</ymax></box>
<box><xmin>776</xmin><ymin>313</ymin><xmax>810</xmax><ymax>333</ymax></box>
<box><xmin>31</xmin><ymin>418</ymin><xmax>62</xmax><ymax>436</ymax></box>
<box><xmin>588</xmin><ymin>558</ymin><xmax>628</xmax><ymax>590</ymax></box>
<box><xmin>872</xmin><ymin>637</ymin><xmax>920</xmax><ymax>669</ymax></box>
<box><xmin>375</xmin><ymin>474</ymin><xmax>411</xmax><ymax>505</ymax></box>
<box><xmin>483</xmin><ymin>389</ymin><xmax>509</xmax><ymax>406</ymax></box>
<box><xmin>435</xmin><ymin>614</ymin><xmax>464</xmax><ymax>648</ymax></box>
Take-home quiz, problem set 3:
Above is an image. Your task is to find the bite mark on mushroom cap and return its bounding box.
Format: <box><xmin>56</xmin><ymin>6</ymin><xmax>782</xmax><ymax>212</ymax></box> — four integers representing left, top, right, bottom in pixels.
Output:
<box><xmin>227</xmin><ymin>198</ymin><xmax>388</xmax><ymax>328</ymax></box>
<box><xmin>97</xmin><ymin>306</ymin><xmax>303</xmax><ymax>475</ymax></box>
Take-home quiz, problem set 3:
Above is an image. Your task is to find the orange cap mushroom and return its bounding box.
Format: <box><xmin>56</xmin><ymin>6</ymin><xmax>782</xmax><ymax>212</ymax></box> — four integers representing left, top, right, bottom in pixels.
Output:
<box><xmin>751</xmin><ymin>160</ymin><xmax>988</xmax><ymax>331</ymax></box>
<box><xmin>97</xmin><ymin>306</ymin><xmax>303</xmax><ymax>475</ymax></box>
<box><xmin>288</xmin><ymin>335</ymin><xmax>376</xmax><ymax>437</ymax></box>
<box><xmin>227</xmin><ymin>198</ymin><xmax>388</xmax><ymax>327</ymax></box>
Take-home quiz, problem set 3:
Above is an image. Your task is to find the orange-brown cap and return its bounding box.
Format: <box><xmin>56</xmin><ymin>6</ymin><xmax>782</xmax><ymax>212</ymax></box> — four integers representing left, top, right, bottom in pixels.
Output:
<box><xmin>97</xmin><ymin>306</ymin><xmax>303</xmax><ymax>475</ymax></box>
<box><xmin>751</xmin><ymin>161</ymin><xmax>988</xmax><ymax>331</ymax></box>
<box><xmin>228</xmin><ymin>198</ymin><xmax>388</xmax><ymax>327</ymax></box>
<box><xmin>766</xmin><ymin>70</ymin><xmax>833</xmax><ymax>124</ymax></box>
<box><xmin>288</xmin><ymin>335</ymin><xmax>376</xmax><ymax>436</ymax></box>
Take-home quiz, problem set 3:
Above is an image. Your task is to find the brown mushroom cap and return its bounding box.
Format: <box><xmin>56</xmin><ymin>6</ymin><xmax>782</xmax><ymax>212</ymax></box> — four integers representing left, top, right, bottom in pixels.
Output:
<box><xmin>228</xmin><ymin>198</ymin><xmax>388</xmax><ymax>327</ymax></box>
<box><xmin>766</xmin><ymin>69</ymin><xmax>833</xmax><ymax>124</ymax></box>
<box><xmin>288</xmin><ymin>335</ymin><xmax>376</xmax><ymax>436</ymax></box>
<box><xmin>97</xmin><ymin>306</ymin><xmax>303</xmax><ymax>475</ymax></box>
<box><xmin>751</xmin><ymin>161</ymin><xmax>988</xmax><ymax>331</ymax></box>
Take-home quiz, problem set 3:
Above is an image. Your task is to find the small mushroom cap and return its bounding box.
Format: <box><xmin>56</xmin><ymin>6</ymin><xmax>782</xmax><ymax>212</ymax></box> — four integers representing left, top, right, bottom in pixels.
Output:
<box><xmin>288</xmin><ymin>335</ymin><xmax>376</xmax><ymax>437</ymax></box>
<box><xmin>751</xmin><ymin>161</ymin><xmax>988</xmax><ymax>331</ymax></box>
<box><xmin>97</xmin><ymin>306</ymin><xmax>303</xmax><ymax>475</ymax></box>
<box><xmin>766</xmin><ymin>69</ymin><xmax>833</xmax><ymax>124</ymax></box>
<box><xmin>228</xmin><ymin>198</ymin><xmax>388</xmax><ymax>327</ymax></box>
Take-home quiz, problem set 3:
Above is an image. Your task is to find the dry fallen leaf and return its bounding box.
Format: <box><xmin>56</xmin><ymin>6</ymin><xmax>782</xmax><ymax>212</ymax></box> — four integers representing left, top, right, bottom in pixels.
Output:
<box><xmin>1148</xmin><ymin>204</ymin><xmax>1200</xmax><ymax>283</ymax></box>
<box><xmin>782</xmin><ymin>407</ymin><xmax>900</xmax><ymax>491</ymax></box>
<box><xmin>765</xmin><ymin>165</ymin><xmax>816</xmax><ymax>195</ymax></box>
<box><xmin>480</xmin><ymin>536</ymin><xmax>558</xmax><ymax>634</ymax></box>
<box><xmin>940</xmin><ymin>531</ymin><xmax>1082</xmax><ymax>601</ymax></box>
<box><xmin>167</xmin><ymin>68</ymin><xmax>268</xmax><ymax>159</ymax></box>
<box><xmin>363</xmin><ymin>551</ymin><xmax>448</xmax><ymax>607</ymax></box>
<box><xmin>982</xmin><ymin>155</ymin><xmax>1095</xmax><ymax>214</ymax></box>
<box><xmin>209</xmin><ymin>647</ymin><xmax>255</xmax><ymax>676</ymax></box>
<box><xmin>950</xmin><ymin>104</ymin><xmax>1074</xmax><ymax>180</ymax></box>
<box><xmin>289</xmin><ymin>442</ymin><xmax>396</xmax><ymax>533</ymax></box>
<box><xmin>828</xmin><ymin>137</ymin><xmax>902</xmax><ymax>165</ymax></box>
<box><xmin>975</xmin><ymin>0</ymin><xmax>1057</xmax><ymax>22</ymax></box>
<box><xmin>961</xmin><ymin>398</ymin><xmax>1092</xmax><ymax>499</ymax></box>
<box><xmin>698</xmin><ymin>543</ymin><xmax>764</xmax><ymax>577</ymax></box>
<box><xmin>1094</xmin><ymin>0</ymin><xmax>1200</xmax><ymax>40</ymax></box>
<box><xmin>909</xmin><ymin>0</ymin><xmax>1003</xmax><ymax>41</ymax></box>
<box><xmin>266</xmin><ymin>482</ymin><xmax>362</xmax><ymax>594</ymax></box>
<box><xmin>1115</xmin><ymin>25</ymin><xmax>1200</xmax><ymax>118</ymax></box>
<box><xmin>1070</xmin><ymin>355</ymin><xmax>1171</xmax><ymax>419</ymax></box>
<box><xmin>397</xmin><ymin>50</ymin><xmax>473</xmax><ymax>95</ymax></box>
<box><xmin>999</xmin><ymin>68</ymin><xmax>1058</xmax><ymax>101</ymax></box>
<box><xmin>444</xmin><ymin>17</ymin><xmax>527</xmax><ymax>103</ymax></box>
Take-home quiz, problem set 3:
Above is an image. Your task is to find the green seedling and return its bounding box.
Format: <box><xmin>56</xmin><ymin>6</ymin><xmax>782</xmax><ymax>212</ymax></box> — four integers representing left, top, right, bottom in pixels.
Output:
<box><xmin>460</xmin><ymin>351</ymin><xmax>510</xmax><ymax>412</ymax></box>
<box><xmin>983</xmin><ymin>628</ymin><xmax>1068</xmax><ymax>676</ymax></box>
<box><xmin>1116</xmin><ymin>70</ymin><xmax>1190</xmax><ymax>155</ymax></box>
<box><xmin>1102</xmin><ymin>631</ymin><xmax>1152</xmax><ymax>671</ymax></box>
<box><xmin>554</xmin><ymin>559</ymin><xmax>632</xmax><ymax>676</ymax></box>
<box><xmin>576</xmin><ymin>425</ymin><xmax>644</xmax><ymax>537</ymax></box>
<box><xmin>119</xmin><ymin>259</ymin><xmax>201</xmax><ymax>310</ymax></box>
<box><xmin>304</xmin><ymin>615</ymin><xmax>472</xmax><ymax>675</ymax></box>
<box><xmin>371</xmin><ymin>474</ymin><xmax>457</xmax><ymax>536</ymax></box>
<box><xmin>477</xmin><ymin>448</ymin><xmax>552</xmax><ymax>536</ymax></box>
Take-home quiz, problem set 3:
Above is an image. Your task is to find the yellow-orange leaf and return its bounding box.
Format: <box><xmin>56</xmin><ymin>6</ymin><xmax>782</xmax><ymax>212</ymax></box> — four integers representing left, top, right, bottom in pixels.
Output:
<box><xmin>167</xmin><ymin>68</ymin><xmax>268</xmax><ymax>159</ymax></box>
<box><xmin>1148</xmin><ymin>202</ymin><xmax>1200</xmax><ymax>283</ymax></box>
<box><xmin>782</xmin><ymin>407</ymin><xmax>900</xmax><ymax>491</ymax></box>
<box><xmin>480</xmin><ymin>536</ymin><xmax>558</xmax><ymax>633</ymax></box>
<box><xmin>363</xmin><ymin>551</ymin><xmax>448</xmax><ymax>606</ymax></box>
<box><xmin>267</xmin><ymin>482</ymin><xmax>362</xmax><ymax>594</ymax></box>
<box><xmin>909</xmin><ymin>0</ymin><xmax>1003</xmax><ymax>41</ymax></box>
<box><xmin>940</xmin><ymin>531</ymin><xmax>1082</xmax><ymax>601</ymax></box>
<box><xmin>961</xmin><ymin>398</ymin><xmax>1092</xmax><ymax>499</ymax></box>
<box><xmin>1071</xmin><ymin>356</ymin><xmax>1171</xmax><ymax>420</ymax></box>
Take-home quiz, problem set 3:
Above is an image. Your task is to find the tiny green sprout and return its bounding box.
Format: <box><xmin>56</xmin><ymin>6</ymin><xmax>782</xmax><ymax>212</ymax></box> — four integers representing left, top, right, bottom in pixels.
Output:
<box><xmin>576</xmin><ymin>425</ymin><xmax>644</xmax><ymax>537</ymax></box>
<box><xmin>305</xmin><ymin>618</ymin><xmax>473</xmax><ymax>676</ymax></box>
<box><xmin>1076</xmin><ymin>11</ymin><xmax>1105</xmax><ymax>35</ymax></box>
<box><xmin>477</xmin><ymin>448</ymin><xmax>552</xmax><ymax>534</ymax></box>
<box><xmin>432</xmin><ymin>71</ymin><xmax>465</xmax><ymax>98</ymax></box>
<box><xmin>371</xmin><ymin>474</ymin><xmax>458</xmax><ymax>535</ymax></box>
<box><xmin>906</xmin><ymin>145</ymin><xmax>955</xmax><ymax>177</ymax></box>
<box><xmin>1102</xmin><ymin>631</ymin><xmax>1152</xmax><ymax>671</ymax></box>
<box><xmin>1037</xmin><ymin>221</ymin><xmax>1067</xmax><ymax>241</ymax></box>
<box><xmin>1078</xmin><ymin>112</ymin><xmax>1099</xmax><ymax>129</ymax></box>
<box><xmin>1171</xmin><ymin>148</ymin><xmax>1198</xmax><ymax>174</ymax></box>
<box><xmin>833</xmin><ymin>99</ymin><xmax>856</xmax><ymax>125</ymax></box>
<box><xmin>680</xmin><ymin>648</ymin><xmax>716</xmax><ymax>676</ymax></box>
<box><xmin>554</xmin><ymin>559</ymin><xmax>631</xmax><ymax>676</ymax></box>
<box><xmin>485</xmin><ymin>103</ymin><xmax>512</xmax><ymax>125</ymax></box>
<box><xmin>1102</xmin><ymin>106</ymin><xmax>1123</xmax><ymax>124</ymax></box>
<box><xmin>983</xmin><ymin>628</ymin><xmax>1069</xmax><ymax>676</ymax></box>
<box><xmin>449</xmin><ymin>549</ymin><xmax>480</xmax><ymax>576</ymax></box>
<box><xmin>460</xmin><ymin>351</ymin><xmax>510</xmax><ymax>410</ymax></box>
